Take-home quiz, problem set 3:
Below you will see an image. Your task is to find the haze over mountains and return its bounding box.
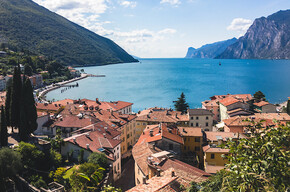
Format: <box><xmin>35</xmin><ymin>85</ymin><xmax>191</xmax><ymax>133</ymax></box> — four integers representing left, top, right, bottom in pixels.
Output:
<box><xmin>186</xmin><ymin>10</ymin><xmax>290</xmax><ymax>60</ymax></box>
<box><xmin>0</xmin><ymin>0</ymin><xmax>137</xmax><ymax>66</ymax></box>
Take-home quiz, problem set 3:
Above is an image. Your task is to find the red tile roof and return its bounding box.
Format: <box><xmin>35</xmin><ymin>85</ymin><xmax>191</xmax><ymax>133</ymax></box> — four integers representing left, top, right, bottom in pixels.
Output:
<box><xmin>36</xmin><ymin>103</ymin><xmax>61</xmax><ymax>111</ymax></box>
<box><xmin>205</xmin><ymin>131</ymin><xmax>246</xmax><ymax>142</ymax></box>
<box><xmin>253</xmin><ymin>101</ymin><xmax>271</xmax><ymax>107</ymax></box>
<box><xmin>178</xmin><ymin>127</ymin><xmax>203</xmax><ymax>137</ymax></box>
<box><xmin>136</xmin><ymin>124</ymin><xmax>183</xmax><ymax>145</ymax></box>
<box><xmin>219</xmin><ymin>97</ymin><xmax>240</xmax><ymax>106</ymax></box>
<box><xmin>203</xmin><ymin>145</ymin><xmax>229</xmax><ymax>153</ymax></box>
<box><xmin>54</xmin><ymin>115</ymin><xmax>93</xmax><ymax>128</ymax></box>
<box><xmin>52</xmin><ymin>99</ymin><xmax>74</xmax><ymax>106</ymax></box>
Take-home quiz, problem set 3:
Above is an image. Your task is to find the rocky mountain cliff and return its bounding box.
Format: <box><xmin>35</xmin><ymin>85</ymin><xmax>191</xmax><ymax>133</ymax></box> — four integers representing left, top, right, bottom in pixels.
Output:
<box><xmin>185</xmin><ymin>38</ymin><xmax>237</xmax><ymax>58</ymax></box>
<box><xmin>217</xmin><ymin>10</ymin><xmax>290</xmax><ymax>59</ymax></box>
<box><xmin>0</xmin><ymin>0</ymin><xmax>137</xmax><ymax>65</ymax></box>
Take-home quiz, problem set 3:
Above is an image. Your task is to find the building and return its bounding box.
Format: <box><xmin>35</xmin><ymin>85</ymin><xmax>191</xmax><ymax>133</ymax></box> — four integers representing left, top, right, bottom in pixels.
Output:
<box><xmin>132</xmin><ymin>142</ymin><xmax>209</xmax><ymax>187</ymax></box>
<box><xmin>135</xmin><ymin>108</ymin><xmax>189</xmax><ymax>140</ymax></box>
<box><xmin>136</xmin><ymin>123</ymin><xmax>184</xmax><ymax>155</ymax></box>
<box><xmin>178</xmin><ymin>127</ymin><xmax>203</xmax><ymax>165</ymax></box>
<box><xmin>29</xmin><ymin>74</ymin><xmax>43</xmax><ymax>88</ymax></box>
<box><xmin>188</xmin><ymin>109</ymin><xmax>213</xmax><ymax>131</ymax></box>
<box><xmin>61</xmin><ymin>126</ymin><xmax>122</xmax><ymax>181</ymax></box>
<box><xmin>202</xmin><ymin>94</ymin><xmax>253</xmax><ymax>122</ymax></box>
<box><xmin>219</xmin><ymin>96</ymin><xmax>253</xmax><ymax>120</ymax></box>
<box><xmin>203</xmin><ymin>145</ymin><xmax>229</xmax><ymax>174</ymax></box>
<box><xmin>35</xmin><ymin>103</ymin><xmax>63</xmax><ymax>114</ymax></box>
<box><xmin>0</xmin><ymin>76</ymin><xmax>6</xmax><ymax>91</ymax></box>
<box><xmin>253</xmin><ymin>101</ymin><xmax>277</xmax><ymax>113</ymax></box>
<box><xmin>34</xmin><ymin>112</ymin><xmax>50</xmax><ymax>135</ymax></box>
<box><xmin>203</xmin><ymin>131</ymin><xmax>247</xmax><ymax>174</ymax></box>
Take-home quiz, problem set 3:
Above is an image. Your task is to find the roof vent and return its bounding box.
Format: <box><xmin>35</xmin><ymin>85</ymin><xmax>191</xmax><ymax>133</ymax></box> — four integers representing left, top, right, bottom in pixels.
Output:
<box><xmin>104</xmin><ymin>127</ymin><xmax>108</xmax><ymax>131</ymax></box>
<box><xmin>73</xmin><ymin>138</ymin><xmax>76</xmax><ymax>143</ymax></box>
<box><xmin>86</xmin><ymin>144</ymin><xmax>90</xmax><ymax>149</ymax></box>
<box><xmin>103</xmin><ymin>133</ymin><xmax>106</xmax><ymax>138</ymax></box>
<box><xmin>150</xmin><ymin>129</ymin><xmax>153</xmax><ymax>137</ymax></box>
<box><xmin>171</xmin><ymin>170</ymin><xmax>175</xmax><ymax>177</ymax></box>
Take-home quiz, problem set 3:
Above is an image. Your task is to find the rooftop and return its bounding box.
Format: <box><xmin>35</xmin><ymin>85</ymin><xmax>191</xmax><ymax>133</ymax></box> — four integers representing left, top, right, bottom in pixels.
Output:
<box><xmin>178</xmin><ymin>127</ymin><xmax>203</xmax><ymax>137</ymax></box>
<box><xmin>188</xmin><ymin>109</ymin><xmax>213</xmax><ymax>116</ymax></box>
<box><xmin>219</xmin><ymin>97</ymin><xmax>240</xmax><ymax>107</ymax></box>
<box><xmin>203</xmin><ymin>145</ymin><xmax>230</xmax><ymax>153</ymax></box>
<box><xmin>205</xmin><ymin>131</ymin><xmax>246</xmax><ymax>142</ymax></box>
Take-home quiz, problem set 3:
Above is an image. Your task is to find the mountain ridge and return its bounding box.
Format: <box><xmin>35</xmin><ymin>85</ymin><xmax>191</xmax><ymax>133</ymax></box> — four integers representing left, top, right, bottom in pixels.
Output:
<box><xmin>0</xmin><ymin>0</ymin><xmax>138</xmax><ymax>65</ymax></box>
<box><xmin>216</xmin><ymin>10</ymin><xmax>290</xmax><ymax>59</ymax></box>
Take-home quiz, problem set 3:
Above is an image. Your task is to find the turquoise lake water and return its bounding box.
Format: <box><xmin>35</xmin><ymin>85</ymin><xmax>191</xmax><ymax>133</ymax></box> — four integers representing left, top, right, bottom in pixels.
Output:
<box><xmin>46</xmin><ymin>58</ymin><xmax>290</xmax><ymax>112</ymax></box>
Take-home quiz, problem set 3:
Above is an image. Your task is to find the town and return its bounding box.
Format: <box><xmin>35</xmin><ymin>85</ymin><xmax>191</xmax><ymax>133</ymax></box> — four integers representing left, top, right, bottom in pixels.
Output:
<box><xmin>0</xmin><ymin>65</ymin><xmax>289</xmax><ymax>191</ymax></box>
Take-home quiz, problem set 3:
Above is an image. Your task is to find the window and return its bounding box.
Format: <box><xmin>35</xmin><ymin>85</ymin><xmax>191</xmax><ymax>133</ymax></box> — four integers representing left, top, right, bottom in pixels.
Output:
<box><xmin>196</xmin><ymin>123</ymin><xmax>199</xmax><ymax>127</ymax></box>
<box><xmin>191</xmin><ymin>123</ymin><xmax>193</xmax><ymax>126</ymax></box>
<box><xmin>206</xmin><ymin>122</ymin><xmax>209</xmax><ymax>127</ymax></box>
<box><xmin>143</xmin><ymin>123</ymin><xmax>146</xmax><ymax>125</ymax></box>
<box><xmin>184</xmin><ymin>146</ymin><xmax>186</xmax><ymax>150</ymax></box>
<box><xmin>191</xmin><ymin>117</ymin><xmax>193</xmax><ymax>120</ymax></box>
<box><xmin>127</xmin><ymin>134</ymin><xmax>130</xmax><ymax>139</ymax></box>
<box><xmin>188</xmin><ymin>138</ymin><xmax>190</xmax><ymax>141</ymax></box>
<box><xmin>206</xmin><ymin>116</ymin><xmax>209</xmax><ymax>120</ymax></box>
<box><xmin>196</xmin><ymin>117</ymin><xmax>199</xmax><ymax>120</ymax></box>
<box><xmin>195</xmin><ymin>147</ymin><xmax>200</xmax><ymax>151</ymax></box>
<box><xmin>137</xmin><ymin>123</ymin><xmax>140</xmax><ymax>125</ymax></box>
<box><xmin>118</xmin><ymin>163</ymin><xmax>120</xmax><ymax>170</ymax></box>
<box><xmin>195</xmin><ymin>137</ymin><xmax>200</xmax><ymax>142</ymax></box>
<box><xmin>211</xmin><ymin>154</ymin><xmax>215</xmax><ymax>159</ymax></box>
<box><xmin>184</xmin><ymin>138</ymin><xmax>186</xmax><ymax>142</ymax></box>
<box><xmin>169</xmin><ymin>144</ymin><xmax>173</xmax><ymax>150</ymax></box>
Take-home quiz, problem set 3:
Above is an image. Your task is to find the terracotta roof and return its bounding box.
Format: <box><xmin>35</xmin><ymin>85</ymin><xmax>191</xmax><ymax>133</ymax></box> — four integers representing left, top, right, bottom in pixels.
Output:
<box><xmin>136</xmin><ymin>124</ymin><xmax>183</xmax><ymax>145</ymax></box>
<box><xmin>159</xmin><ymin>158</ymin><xmax>210</xmax><ymax>183</ymax></box>
<box><xmin>203</xmin><ymin>145</ymin><xmax>229</xmax><ymax>153</ymax></box>
<box><xmin>178</xmin><ymin>127</ymin><xmax>203</xmax><ymax>137</ymax></box>
<box><xmin>252</xmin><ymin>113</ymin><xmax>290</xmax><ymax>121</ymax></box>
<box><xmin>205</xmin><ymin>131</ymin><xmax>246</xmax><ymax>142</ymax></box>
<box><xmin>36</xmin><ymin>103</ymin><xmax>61</xmax><ymax>111</ymax></box>
<box><xmin>64</xmin><ymin>130</ymin><xmax>121</xmax><ymax>160</ymax></box>
<box><xmin>37</xmin><ymin>111</ymin><xmax>48</xmax><ymax>117</ymax></box>
<box><xmin>127</xmin><ymin>168</ymin><xmax>178</xmax><ymax>192</ymax></box>
<box><xmin>219</xmin><ymin>97</ymin><xmax>240</xmax><ymax>106</ymax></box>
<box><xmin>52</xmin><ymin>99</ymin><xmax>74</xmax><ymax>106</ymax></box>
<box><xmin>202</xmin><ymin>100</ymin><xmax>219</xmax><ymax>107</ymax></box>
<box><xmin>223</xmin><ymin>116</ymin><xmax>251</xmax><ymax>127</ymax></box>
<box><xmin>204</xmin><ymin>164</ymin><xmax>226</xmax><ymax>174</ymax></box>
<box><xmin>54</xmin><ymin>115</ymin><xmax>93</xmax><ymax>128</ymax></box>
<box><xmin>76</xmin><ymin>98</ymin><xmax>133</xmax><ymax>112</ymax></box>
<box><xmin>136</xmin><ymin>108</ymin><xmax>189</xmax><ymax>123</ymax></box>
<box><xmin>188</xmin><ymin>109</ymin><xmax>213</xmax><ymax>116</ymax></box>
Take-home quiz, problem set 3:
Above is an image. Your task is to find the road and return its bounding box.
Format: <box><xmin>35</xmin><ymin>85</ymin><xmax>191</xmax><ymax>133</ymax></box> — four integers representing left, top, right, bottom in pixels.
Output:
<box><xmin>115</xmin><ymin>157</ymin><xmax>136</xmax><ymax>191</ymax></box>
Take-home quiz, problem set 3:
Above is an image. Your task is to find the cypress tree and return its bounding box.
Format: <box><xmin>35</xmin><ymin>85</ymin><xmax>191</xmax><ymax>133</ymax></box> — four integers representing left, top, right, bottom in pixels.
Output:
<box><xmin>5</xmin><ymin>82</ymin><xmax>12</xmax><ymax>127</ymax></box>
<box><xmin>174</xmin><ymin>92</ymin><xmax>189</xmax><ymax>114</ymax></box>
<box><xmin>0</xmin><ymin>105</ymin><xmax>8</xmax><ymax>147</ymax></box>
<box><xmin>10</xmin><ymin>66</ymin><xmax>22</xmax><ymax>131</ymax></box>
<box><xmin>287</xmin><ymin>99</ymin><xmax>290</xmax><ymax>115</ymax></box>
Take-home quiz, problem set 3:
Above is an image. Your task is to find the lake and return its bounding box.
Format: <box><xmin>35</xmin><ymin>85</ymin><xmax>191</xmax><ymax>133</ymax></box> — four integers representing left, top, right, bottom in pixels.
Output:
<box><xmin>46</xmin><ymin>58</ymin><xmax>290</xmax><ymax>112</ymax></box>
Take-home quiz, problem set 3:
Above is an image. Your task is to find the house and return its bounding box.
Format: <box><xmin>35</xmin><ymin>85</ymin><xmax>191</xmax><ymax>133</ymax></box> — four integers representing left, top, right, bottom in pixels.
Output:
<box><xmin>29</xmin><ymin>74</ymin><xmax>43</xmax><ymax>88</ymax></box>
<box><xmin>202</xmin><ymin>94</ymin><xmax>253</xmax><ymax>122</ymax></box>
<box><xmin>132</xmin><ymin>142</ymin><xmax>209</xmax><ymax>187</ymax></box>
<box><xmin>135</xmin><ymin>108</ymin><xmax>189</xmax><ymax>141</ymax></box>
<box><xmin>203</xmin><ymin>145</ymin><xmax>229</xmax><ymax>174</ymax></box>
<box><xmin>178</xmin><ymin>127</ymin><xmax>203</xmax><ymax>165</ymax></box>
<box><xmin>253</xmin><ymin>101</ymin><xmax>277</xmax><ymax>113</ymax></box>
<box><xmin>188</xmin><ymin>109</ymin><xmax>213</xmax><ymax>131</ymax></box>
<box><xmin>219</xmin><ymin>96</ymin><xmax>253</xmax><ymax>120</ymax></box>
<box><xmin>202</xmin><ymin>131</ymin><xmax>247</xmax><ymax>174</ymax></box>
<box><xmin>34</xmin><ymin>112</ymin><xmax>50</xmax><ymax>135</ymax></box>
<box><xmin>136</xmin><ymin>123</ymin><xmax>184</xmax><ymax>155</ymax></box>
<box><xmin>0</xmin><ymin>76</ymin><xmax>6</xmax><ymax>91</ymax></box>
<box><xmin>61</xmin><ymin>125</ymin><xmax>122</xmax><ymax>181</ymax></box>
<box><xmin>35</xmin><ymin>103</ymin><xmax>63</xmax><ymax>113</ymax></box>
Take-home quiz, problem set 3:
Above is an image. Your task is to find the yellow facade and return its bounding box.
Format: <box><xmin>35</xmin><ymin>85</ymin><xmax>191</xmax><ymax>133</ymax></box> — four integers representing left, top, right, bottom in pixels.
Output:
<box><xmin>204</xmin><ymin>151</ymin><xmax>228</xmax><ymax>166</ymax></box>
<box><xmin>119</xmin><ymin>119</ymin><xmax>136</xmax><ymax>156</ymax></box>
<box><xmin>182</xmin><ymin>136</ymin><xmax>203</xmax><ymax>161</ymax></box>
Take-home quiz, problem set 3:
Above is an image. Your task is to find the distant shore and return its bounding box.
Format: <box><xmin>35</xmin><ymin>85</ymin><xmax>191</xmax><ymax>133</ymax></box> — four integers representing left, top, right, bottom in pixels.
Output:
<box><xmin>37</xmin><ymin>74</ymin><xmax>89</xmax><ymax>102</ymax></box>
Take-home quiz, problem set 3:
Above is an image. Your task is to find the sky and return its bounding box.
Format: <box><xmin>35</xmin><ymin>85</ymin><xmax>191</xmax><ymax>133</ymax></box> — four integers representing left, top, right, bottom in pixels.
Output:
<box><xmin>32</xmin><ymin>0</ymin><xmax>290</xmax><ymax>58</ymax></box>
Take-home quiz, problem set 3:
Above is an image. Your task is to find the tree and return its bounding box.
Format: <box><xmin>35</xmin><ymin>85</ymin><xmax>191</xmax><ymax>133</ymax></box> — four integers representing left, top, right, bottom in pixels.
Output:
<box><xmin>10</xmin><ymin>65</ymin><xmax>22</xmax><ymax>131</ymax></box>
<box><xmin>5</xmin><ymin>80</ymin><xmax>12</xmax><ymax>127</ymax></box>
<box><xmin>253</xmin><ymin>91</ymin><xmax>266</xmax><ymax>101</ymax></box>
<box><xmin>101</xmin><ymin>185</ymin><xmax>122</xmax><ymax>192</ymax></box>
<box><xmin>88</xmin><ymin>152</ymin><xmax>108</xmax><ymax>168</ymax></box>
<box><xmin>78</xmin><ymin>149</ymin><xmax>85</xmax><ymax>164</ymax></box>
<box><xmin>24</xmin><ymin>64</ymin><xmax>33</xmax><ymax>76</ymax></box>
<box><xmin>0</xmin><ymin>106</ymin><xmax>8</xmax><ymax>147</ymax></box>
<box><xmin>173</xmin><ymin>92</ymin><xmax>189</xmax><ymax>114</ymax></box>
<box><xmin>287</xmin><ymin>99</ymin><xmax>290</xmax><ymax>115</ymax></box>
<box><xmin>0</xmin><ymin>148</ymin><xmax>22</xmax><ymax>189</ymax></box>
<box><xmin>69</xmin><ymin>163</ymin><xmax>105</xmax><ymax>191</ymax></box>
<box><xmin>200</xmin><ymin>122</ymin><xmax>290</xmax><ymax>191</ymax></box>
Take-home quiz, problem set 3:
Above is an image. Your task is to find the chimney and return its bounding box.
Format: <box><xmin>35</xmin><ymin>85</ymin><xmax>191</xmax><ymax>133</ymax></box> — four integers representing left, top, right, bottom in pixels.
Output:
<box><xmin>73</xmin><ymin>138</ymin><xmax>76</xmax><ymax>143</ymax></box>
<box><xmin>153</xmin><ymin>143</ymin><xmax>155</xmax><ymax>150</ymax></box>
<box><xmin>142</xmin><ymin>176</ymin><xmax>147</xmax><ymax>184</ymax></box>
<box><xmin>104</xmin><ymin>127</ymin><xmax>108</xmax><ymax>132</ymax></box>
<box><xmin>157</xmin><ymin>169</ymin><xmax>161</xmax><ymax>177</ymax></box>
<box><xmin>171</xmin><ymin>170</ymin><xmax>175</xmax><ymax>177</ymax></box>
<box><xmin>150</xmin><ymin>130</ymin><xmax>153</xmax><ymax>137</ymax></box>
<box><xmin>103</xmin><ymin>133</ymin><xmax>106</xmax><ymax>138</ymax></box>
<box><xmin>86</xmin><ymin>144</ymin><xmax>90</xmax><ymax>149</ymax></box>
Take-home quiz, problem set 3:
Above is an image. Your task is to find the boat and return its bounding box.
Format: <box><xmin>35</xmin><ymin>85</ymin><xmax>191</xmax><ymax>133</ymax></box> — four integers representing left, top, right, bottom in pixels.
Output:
<box><xmin>219</xmin><ymin>62</ymin><xmax>221</xmax><ymax>66</ymax></box>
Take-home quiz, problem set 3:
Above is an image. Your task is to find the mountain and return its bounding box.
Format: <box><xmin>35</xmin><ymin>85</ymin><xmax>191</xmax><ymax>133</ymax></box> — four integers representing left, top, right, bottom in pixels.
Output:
<box><xmin>185</xmin><ymin>38</ymin><xmax>237</xmax><ymax>58</ymax></box>
<box><xmin>217</xmin><ymin>10</ymin><xmax>290</xmax><ymax>59</ymax></box>
<box><xmin>0</xmin><ymin>0</ymin><xmax>138</xmax><ymax>65</ymax></box>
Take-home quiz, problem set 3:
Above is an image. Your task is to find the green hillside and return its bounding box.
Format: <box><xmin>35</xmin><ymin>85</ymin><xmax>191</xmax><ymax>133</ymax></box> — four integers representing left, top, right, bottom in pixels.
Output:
<box><xmin>0</xmin><ymin>0</ymin><xmax>138</xmax><ymax>65</ymax></box>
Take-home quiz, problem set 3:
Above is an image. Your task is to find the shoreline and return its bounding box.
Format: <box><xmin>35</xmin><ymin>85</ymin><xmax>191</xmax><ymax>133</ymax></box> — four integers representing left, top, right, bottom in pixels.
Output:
<box><xmin>37</xmin><ymin>74</ymin><xmax>89</xmax><ymax>102</ymax></box>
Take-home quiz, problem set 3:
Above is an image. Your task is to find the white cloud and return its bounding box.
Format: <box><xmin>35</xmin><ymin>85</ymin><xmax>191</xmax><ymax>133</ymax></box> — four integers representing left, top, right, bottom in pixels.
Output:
<box><xmin>158</xmin><ymin>28</ymin><xmax>177</xmax><ymax>34</ymax></box>
<box><xmin>160</xmin><ymin>0</ymin><xmax>181</xmax><ymax>6</ymax></box>
<box><xmin>227</xmin><ymin>18</ymin><xmax>253</xmax><ymax>32</ymax></box>
<box><xmin>120</xmin><ymin>1</ymin><xmax>137</xmax><ymax>8</ymax></box>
